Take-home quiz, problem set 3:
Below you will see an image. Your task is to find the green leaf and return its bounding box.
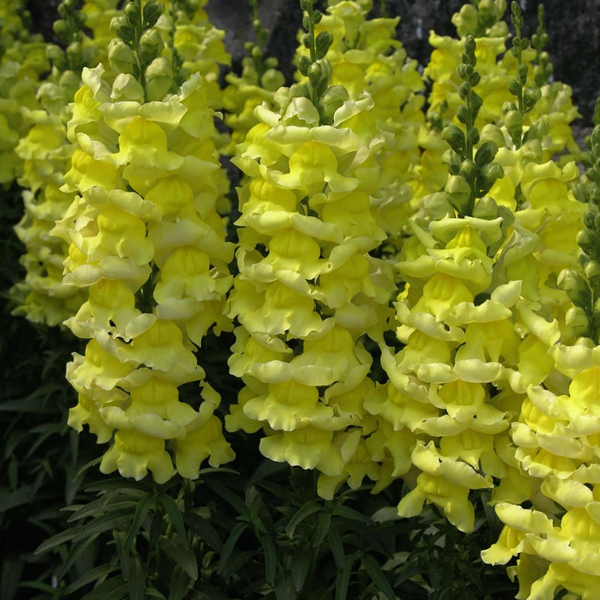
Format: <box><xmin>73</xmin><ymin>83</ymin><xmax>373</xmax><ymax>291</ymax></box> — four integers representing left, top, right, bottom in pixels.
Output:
<box><xmin>35</xmin><ymin>526</ymin><xmax>85</xmax><ymax>555</ymax></box>
<box><xmin>0</xmin><ymin>485</ymin><xmax>38</xmax><ymax>513</ymax></box>
<box><xmin>1</xmin><ymin>558</ymin><xmax>22</xmax><ymax>600</ymax></box>
<box><xmin>73</xmin><ymin>509</ymin><xmax>132</xmax><ymax>540</ymax></box>
<box><xmin>274</xmin><ymin>575</ymin><xmax>296</xmax><ymax>600</ymax></box>
<box><xmin>85</xmin><ymin>478</ymin><xmax>151</xmax><ymax>494</ymax></box>
<box><xmin>80</xmin><ymin>576</ymin><xmax>129</xmax><ymax>600</ymax></box>
<box><xmin>159</xmin><ymin>537</ymin><xmax>198</xmax><ymax>580</ymax></box>
<box><xmin>127</xmin><ymin>555</ymin><xmax>146</xmax><ymax>600</ymax></box>
<box><xmin>184</xmin><ymin>512</ymin><xmax>223</xmax><ymax>551</ymax></box>
<box><xmin>286</xmin><ymin>501</ymin><xmax>321</xmax><ymax>537</ymax></box>
<box><xmin>56</xmin><ymin>532</ymin><xmax>101</xmax><ymax>580</ymax></box>
<box><xmin>261</xmin><ymin>532</ymin><xmax>277</xmax><ymax>585</ymax></box>
<box><xmin>168</xmin><ymin>565</ymin><xmax>190</xmax><ymax>600</ymax></box>
<box><xmin>312</xmin><ymin>511</ymin><xmax>331</xmax><ymax>547</ymax></box>
<box><xmin>205</xmin><ymin>478</ymin><xmax>248</xmax><ymax>517</ymax></box>
<box><xmin>334</xmin><ymin>555</ymin><xmax>353</xmax><ymax>600</ymax></box>
<box><xmin>331</xmin><ymin>505</ymin><xmax>372</xmax><ymax>524</ymax></box>
<box><xmin>327</xmin><ymin>526</ymin><xmax>344</xmax><ymax>570</ymax></box>
<box><xmin>159</xmin><ymin>494</ymin><xmax>189</xmax><ymax>550</ymax></box>
<box><xmin>360</xmin><ymin>554</ymin><xmax>395</xmax><ymax>600</ymax></box>
<box><xmin>123</xmin><ymin>493</ymin><xmax>153</xmax><ymax>549</ymax></box>
<box><xmin>218</xmin><ymin>549</ymin><xmax>255</xmax><ymax>581</ymax></box>
<box><xmin>69</xmin><ymin>564</ymin><xmax>118</xmax><ymax>593</ymax></box>
<box><xmin>291</xmin><ymin>545</ymin><xmax>312</xmax><ymax>592</ymax></box>
<box><xmin>217</xmin><ymin>522</ymin><xmax>246</xmax><ymax>575</ymax></box>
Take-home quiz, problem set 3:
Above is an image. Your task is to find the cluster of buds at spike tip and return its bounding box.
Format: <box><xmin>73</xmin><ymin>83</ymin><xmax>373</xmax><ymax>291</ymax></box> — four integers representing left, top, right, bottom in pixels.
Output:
<box><xmin>559</xmin><ymin>126</ymin><xmax>600</xmax><ymax>343</ymax></box>
<box><xmin>108</xmin><ymin>0</ymin><xmax>167</xmax><ymax>99</ymax></box>
<box><xmin>46</xmin><ymin>0</ymin><xmax>95</xmax><ymax>74</ymax></box>
<box><xmin>451</xmin><ymin>0</ymin><xmax>508</xmax><ymax>38</ymax></box>
<box><xmin>222</xmin><ymin>0</ymin><xmax>285</xmax><ymax>152</ymax></box>
<box><xmin>441</xmin><ymin>35</ymin><xmax>503</xmax><ymax>216</ymax></box>
<box><xmin>501</xmin><ymin>1</ymin><xmax>541</xmax><ymax>148</ymax></box>
<box><xmin>531</xmin><ymin>4</ymin><xmax>553</xmax><ymax>87</ymax></box>
<box><xmin>293</xmin><ymin>0</ymin><xmax>334</xmax><ymax>120</ymax></box>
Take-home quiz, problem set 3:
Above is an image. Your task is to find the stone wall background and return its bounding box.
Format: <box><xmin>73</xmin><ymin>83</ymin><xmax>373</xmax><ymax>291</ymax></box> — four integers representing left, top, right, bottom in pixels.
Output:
<box><xmin>27</xmin><ymin>0</ymin><xmax>600</xmax><ymax>126</ymax></box>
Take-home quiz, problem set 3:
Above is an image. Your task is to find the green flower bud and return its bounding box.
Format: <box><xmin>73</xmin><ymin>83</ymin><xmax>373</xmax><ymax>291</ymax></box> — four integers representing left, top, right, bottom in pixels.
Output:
<box><xmin>53</xmin><ymin>19</ymin><xmax>70</xmax><ymax>42</ymax></box>
<box><xmin>139</xmin><ymin>29</ymin><xmax>164</xmax><ymax>65</ymax></box>
<box><xmin>261</xmin><ymin>68</ymin><xmax>285</xmax><ymax>92</ymax></box>
<box><xmin>577</xmin><ymin>229</ymin><xmax>598</xmax><ymax>254</ymax></box>
<box><xmin>313</xmin><ymin>10</ymin><xmax>323</xmax><ymax>23</ymax></box>
<box><xmin>289</xmin><ymin>83</ymin><xmax>310</xmax><ymax>99</ymax></box>
<box><xmin>124</xmin><ymin>2</ymin><xmax>142</xmax><ymax>28</ymax></box>
<box><xmin>473</xmin><ymin>196</ymin><xmax>499</xmax><ymax>220</ymax></box>
<box><xmin>565</xmin><ymin>306</ymin><xmax>590</xmax><ymax>336</ymax></box>
<box><xmin>66</xmin><ymin>41</ymin><xmax>83</xmax><ymax>65</ymax></box>
<box><xmin>475</xmin><ymin>141</ymin><xmax>498</xmax><ymax>167</ymax></box>
<box><xmin>108</xmin><ymin>38</ymin><xmax>138</xmax><ymax>75</ymax></box>
<box><xmin>585</xmin><ymin>260</ymin><xmax>600</xmax><ymax>281</ymax></box>
<box><xmin>479</xmin><ymin>162</ymin><xmax>503</xmax><ymax>180</ymax></box>
<box><xmin>315</xmin><ymin>31</ymin><xmax>333</xmax><ymax>60</ymax></box>
<box><xmin>523</xmin><ymin>86</ymin><xmax>541</xmax><ymax>111</ymax></box>
<box><xmin>303</xmin><ymin>33</ymin><xmax>314</xmax><ymax>49</ymax></box>
<box><xmin>145</xmin><ymin>56</ymin><xmax>173</xmax><ymax>101</ymax></box>
<box><xmin>111</xmin><ymin>16</ymin><xmax>135</xmax><ymax>45</ymax></box>
<box><xmin>558</xmin><ymin>268</ymin><xmax>591</xmax><ymax>307</ymax></box>
<box><xmin>479</xmin><ymin>124</ymin><xmax>506</xmax><ymax>147</ymax></box>
<box><xmin>459</xmin><ymin>159</ymin><xmax>476</xmax><ymax>180</ymax></box>
<box><xmin>504</xmin><ymin>109</ymin><xmax>523</xmax><ymax>130</ymax></box>
<box><xmin>251</xmin><ymin>45</ymin><xmax>263</xmax><ymax>59</ymax></box>
<box><xmin>445</xmin><ymin>175</ymin><xmax>471</xmax><ymax>200</ymax></box>
<box><xmin>308</xmin><ymin>61</ymin><xmax>323</xmax><ymax>85</ymax></box>
<box><xmin>143</xmin><ymin>1</ymin><xmax>163</xmax><ymax>28</ymax></box>
<box><xmin>442</xmin><ymin>124</ymin><xmax>466</xmax><ymax>153</ymax></box>
<box><xmin>467</xmin><ymin>127</ymin><xmax>480</xmax><ymax>146</ymax></box>
<box><xmin>508</xmin><ymin>80</ymin><xmax>521</xmax><ymax>97</ymax></box>
<box><xmin>424</xmin><ymin>192</ymin><xmax>455</xmax><ymax>220</ymax></box>
<box><xmin>298</xmin><ymin>54</ymin><xmax>311</xmax><ymax>76</ymax></box>
<box><xmin>73</xmin><ymin>11</ymin><xmax>87</xmax><ymax>29</ymax></box>
<box><xmin>584</xmin><ymin>210</ymin><xmax>597</xmax><ymax>229</ymax></box>
<box><xmin>457</xmin><ymin>105</ymin><xmax>470</xmax><ymax>125</ymax></box>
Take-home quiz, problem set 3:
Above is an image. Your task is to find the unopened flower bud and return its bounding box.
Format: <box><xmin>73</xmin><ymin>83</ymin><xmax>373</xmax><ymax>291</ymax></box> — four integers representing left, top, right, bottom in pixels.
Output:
<box><xmin>139</xmin><ymin>29</ymin><xmax>164</xmax><ymax>65</ymax></box>
<box><xmin>145</xmin><ymin>56</ymin><xmax>173</xmax><ymax>101</ymax></box>
<box><xmin>108</xmin><ymin>38</ymin><xmax>137</xmax><ymax>75</ymax></box>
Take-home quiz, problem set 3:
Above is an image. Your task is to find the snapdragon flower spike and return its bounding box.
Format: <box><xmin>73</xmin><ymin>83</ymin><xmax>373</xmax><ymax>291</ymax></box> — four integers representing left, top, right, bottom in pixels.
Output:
<box><xmin>9</xmin><ymin>0</ymin><xmax>116</xmax><ymax>326</ymax></box>
<box><xmin>0</xmin><ymin>0</ymin><xmax>48</xmax><ymax>186</ymax></box>
<box><xmin>54</xmin><ymin>4</ymin><xmax>234</xmax><ymax>482</ymax></box>
<box><xmin>478</xmin><ymin>122</ymin><xmax>600</xmax><ymax>600</ymax></box>
<box><xmin>226</xmin><ymin>0</ymin><xmax>395</xmax><ymax>499</ymax></box>
<box><xmin>294</xmin><ymin>0</ymin><xmax>426</xmax><ymax>247</ymax></box>
<box><xmin>370</xmin><ymin>37</ymin><xmax>547</xmax><ymax>532</ymax></box>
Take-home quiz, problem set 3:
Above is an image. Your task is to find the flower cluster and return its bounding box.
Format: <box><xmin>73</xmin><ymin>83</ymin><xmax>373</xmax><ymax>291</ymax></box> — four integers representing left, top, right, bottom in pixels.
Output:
<box><xmin>53</xmin><ymin>1</ymin><xmax>234</xmax><ymax>482</ymax></box>
<box><xmin>0</xmin><ymin>0</ymin><xmax>48</xmax><ymax>186</ymax></box>
<box><xmin>479</xmin><ymin>125</ymin><xmax>600</xmax><ymax>600</ymax></box>
<box><xmin>10</xmin><ymin>0</ymin><xmax>111</xmax><ymax>326</ymax></box>
<box><xmin>226</xmin><ymin>0</ymin><xmax>396</xmax><ymax>499</ymax></box>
